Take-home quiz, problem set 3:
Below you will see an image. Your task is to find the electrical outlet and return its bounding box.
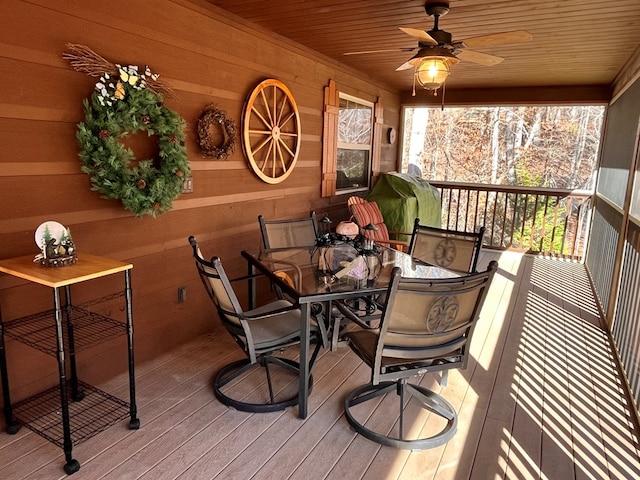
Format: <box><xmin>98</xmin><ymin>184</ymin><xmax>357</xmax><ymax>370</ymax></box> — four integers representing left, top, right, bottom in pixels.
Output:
<box><xmin>178</xmin><ymin>286</ymin><xmax>187</xmax><ymax>303</ymax></box>
<box><xmin>181</xmin><ymin>176</ymin><xmax>193</xmax><ymax>194</ymax></box>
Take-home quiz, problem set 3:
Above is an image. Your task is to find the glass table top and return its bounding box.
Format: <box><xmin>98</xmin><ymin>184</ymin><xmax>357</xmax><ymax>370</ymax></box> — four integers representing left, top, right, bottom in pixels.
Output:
<box><xmin>243</xmin><ymin>243</ymin><xmax>459</xmax><ymax>300</ymax></box>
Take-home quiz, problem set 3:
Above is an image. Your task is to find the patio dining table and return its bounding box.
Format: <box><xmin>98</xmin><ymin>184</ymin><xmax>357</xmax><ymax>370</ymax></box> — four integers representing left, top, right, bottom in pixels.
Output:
<box><xmin>241</xmin><ymin>243</ymin><xmax>459</xmax><ymax>419</ymax></box>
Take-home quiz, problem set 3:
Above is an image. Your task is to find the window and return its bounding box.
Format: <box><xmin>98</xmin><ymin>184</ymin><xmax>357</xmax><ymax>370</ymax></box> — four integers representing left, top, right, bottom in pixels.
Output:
<box><xmin>400</xmin><ymin>105</ymin><xmax>606</xmax><ymax>259</ymax></box>
<box><xmin>401</xmin><ymin>105</ymin><xmax>604</xmax><ymax>190</ymax></box>
<box><xmin>336</xmin><ymin>94</ymin><xmax>373</xmax><ymax>192</ymax></box>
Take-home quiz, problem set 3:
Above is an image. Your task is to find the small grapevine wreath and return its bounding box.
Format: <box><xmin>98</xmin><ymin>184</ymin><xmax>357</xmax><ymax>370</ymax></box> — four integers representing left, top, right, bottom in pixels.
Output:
<box><xmin>65</xmin><ymin>44</ymin><xmax>189</xmax><ymax>217</ymax></box>
<box><xmin>197</xmin><ymin>104</ymin><xmax>236</xmax><ymax>159</ymax></box>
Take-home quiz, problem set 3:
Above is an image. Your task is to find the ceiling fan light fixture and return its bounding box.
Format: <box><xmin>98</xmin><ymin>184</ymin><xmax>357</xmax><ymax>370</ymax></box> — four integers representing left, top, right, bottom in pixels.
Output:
<box><xmin>415</xmin><ymin>56</ymin><xmax>452</xmax><ymax>93</ymax></box>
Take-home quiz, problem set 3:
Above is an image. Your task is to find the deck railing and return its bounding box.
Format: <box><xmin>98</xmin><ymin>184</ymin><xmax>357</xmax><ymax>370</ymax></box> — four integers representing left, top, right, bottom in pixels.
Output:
<box><xmin>428</xmin><ymin>181</ymin><xmax>593</xmax><ymax>260</ymax></box>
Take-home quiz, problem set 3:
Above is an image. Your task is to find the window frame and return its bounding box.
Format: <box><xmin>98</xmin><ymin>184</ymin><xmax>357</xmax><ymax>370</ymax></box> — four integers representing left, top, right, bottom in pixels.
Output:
<box><xmin>321</xmin><ymin>79</ymin><xmax>383</xmax><ymax>198</ymax></box>
<box><xmin>335</xmin><ymin>93</ymin><xmax>374</xmax><ymax>194</ymax></box>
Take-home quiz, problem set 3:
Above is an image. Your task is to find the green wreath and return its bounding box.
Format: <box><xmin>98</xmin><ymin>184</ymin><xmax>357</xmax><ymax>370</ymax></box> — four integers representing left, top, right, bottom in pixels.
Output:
<box><xmin>76</xmin><ymin>78</ymin><xmax>189</xmax><ymax>217</ymax></box>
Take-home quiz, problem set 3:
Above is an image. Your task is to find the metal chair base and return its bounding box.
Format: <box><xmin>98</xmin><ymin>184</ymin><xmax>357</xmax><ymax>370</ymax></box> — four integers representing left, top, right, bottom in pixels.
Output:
<box><xmin>344</xmin><ymin>380</ymin><xmax>457</xmax><ymax>451</ymax></box>
<box><xmin>214</xmin><ymin>356</ymin><xmax>313</xmax><ymax>413</ymax></box>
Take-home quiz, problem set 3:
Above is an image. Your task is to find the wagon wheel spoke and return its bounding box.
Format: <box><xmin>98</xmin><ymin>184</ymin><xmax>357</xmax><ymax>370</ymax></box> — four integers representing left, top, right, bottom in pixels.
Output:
<box><xmin>260</xmin><ymin>140</ymin><xmax>275</xmax><ymax>173</ymax></box>
<box><xmin>251</xmin><ymin>105</ymin><xmax>273</xmax><ymax>131</ymax></box>
<box><xmin>259</xmin><ymin>89</ymin><xmax>275</xmax><ymax>127</ymax></box>
<box><xmin>279</xmin><ymin>111</ymin><xmax>296</xmax><ymax>130</ymax></box>
<box><xmin>252</xmin><ymin>135</ymin><xmax>273</xmax><ymax>156</ymax></box>
<box><xmin>248</xmin><ymin>129</ymin><xmax>272</xmax><ymax>136</ymax></box>
<box><xmin>275</xmin><ymin>140</ymin><xmax>288</xmax><ymax>173</ymax></box>
<box><xmin>276</xmin><ymin>94</ymin><xmax>289</xmax><ymax>126</ymax></box>
<box><xmin>277</xmin><ymin>137</ymin><xmax>295</xmax><ymax>158</ymax></box>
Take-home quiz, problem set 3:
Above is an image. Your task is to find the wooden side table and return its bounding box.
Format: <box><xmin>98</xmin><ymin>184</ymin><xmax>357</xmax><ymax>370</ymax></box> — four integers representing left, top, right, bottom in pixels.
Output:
<box><xmin>0</xmin><ymin>253</ymin><xmax>139</xmax><ymax>475</ymax></box>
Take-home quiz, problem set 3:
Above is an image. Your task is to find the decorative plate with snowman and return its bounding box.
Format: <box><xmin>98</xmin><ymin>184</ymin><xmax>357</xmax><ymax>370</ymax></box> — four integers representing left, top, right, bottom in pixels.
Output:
<box><xmin>34</xmin><ymin>221</ymin><xmax>77</xmax><ymax>267</ymax></box>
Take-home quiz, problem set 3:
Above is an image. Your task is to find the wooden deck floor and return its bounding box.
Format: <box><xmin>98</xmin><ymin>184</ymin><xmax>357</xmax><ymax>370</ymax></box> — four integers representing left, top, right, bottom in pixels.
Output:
<box><xmin>1</xmin><ymin>251</ymin><xmax>640</xmax><ymax>479</ymax></box>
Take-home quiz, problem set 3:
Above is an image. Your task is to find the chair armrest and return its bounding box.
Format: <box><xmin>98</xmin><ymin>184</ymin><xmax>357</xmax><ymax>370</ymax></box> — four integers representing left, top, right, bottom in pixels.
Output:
<box><xmin>335</xmin><ymin>299</ymin><xmax>383</xmax><ymax>330</ymax></box>
<box><xmin>231</xmin><ymin>261</ymin><xmax>302</xmax><ymax>296</ymax></box>
<box><xmin>378</xmin><ymin>237</ymin><xmax>410</xmax><ymax>246</ymax></box>
<box><xmin>243</xmin><ymin>303</ymin><xmax>300</xmax><ymax>320</ymax></box>
<box><xmin>374</xmin><ymin>237</ymin><xmax>410</xmax><ymax>252</ymax></box>
<box><xmin>264</xmin><ymin>259</ymin><xmax>303</xmax><ymax>291</ymax></box>
<box><xmin>412</xmin><ymin>257</ymin><xmax>435</xmax><ymax>267</ymax></box>
<box><xmin>229</xmin><ymin>272</ymin><xmax>265</xmax><ymax>283</ymax></box>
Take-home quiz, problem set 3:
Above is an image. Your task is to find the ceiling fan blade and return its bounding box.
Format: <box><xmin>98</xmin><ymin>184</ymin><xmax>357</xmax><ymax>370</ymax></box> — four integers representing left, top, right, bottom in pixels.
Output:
<box><xmin>399</xmin><ymin>27</ymin><xmax>437</xmax><ymax>45</ymax></box>
<box><xmin>456</xmin><ymin>49</ymin><xmax>504</xmax><ymax>66</ymax></box>
<box><xmin>459</xmin><ymin>30</ymin><xmax>532</xmax><ymax>49</ymax></box>
<box><xmin>344</xmin><ymin>47</ymin><xmax>416</xmax><ymax>56</ymax></box>
<box><xmin>395</xmin><ymin>49</ymin><xmax>435</xmax><ymax>71</ymax></box>
<box><xmin>396</xmin><ymin>60</ymin><xmax>417</xmax><ymax>71</ymax></box>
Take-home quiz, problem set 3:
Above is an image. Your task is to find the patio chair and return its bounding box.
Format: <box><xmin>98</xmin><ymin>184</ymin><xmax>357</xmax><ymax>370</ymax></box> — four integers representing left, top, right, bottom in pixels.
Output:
<box><xmin>331</xmin><ymin>198</ymin><xmax>415</xmax><ymax>347</ymax></box>
<box><xmin>257</xmin><ymin>212</ymin><xmax>330</xmax><ymax>340</ymax></box>
<box><xmin>347</xmin><ymin>197</ymin><xmax>411</xmax><ymax>252</ymax></box>
<box><xmin>258</xmin><ymin>212</ymin><xmax>318</xmax><ymax>249</ymax></box>
<box><xmin>343</xmin><ymin>260</ymin><xmax>498</xmax><ymax>450</ymax></box>
<box><xmin>333</xmin><ymin>220</ymin><xmax>486</xmax><ymax>348</ymax></box>
<box><xmin>189</xmin><ymin>236</ymin><xmax>324</xmax><ymax>413</ymax></box>
<box><xmin>258</xmin><ymin>212</ymin><xmax>321</xmax><ymax>300</ymax></box>
<box><xmin>408</xmin><ymin>219</ymin><xmax>485</xmax><ymax>274</ymax></box>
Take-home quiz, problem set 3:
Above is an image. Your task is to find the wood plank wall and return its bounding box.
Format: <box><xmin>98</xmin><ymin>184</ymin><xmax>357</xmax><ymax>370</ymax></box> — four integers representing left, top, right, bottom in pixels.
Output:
<box><xmin>0</xmin><ymin>0</ymin><xmax>400</xmax><ymax>409</ymax></box>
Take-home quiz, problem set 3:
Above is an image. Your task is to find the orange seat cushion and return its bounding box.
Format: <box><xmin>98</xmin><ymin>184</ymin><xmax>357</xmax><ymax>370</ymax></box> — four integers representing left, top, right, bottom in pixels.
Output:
<box><xmin>350</xmin><ymin>201</ymin><xmax>390</xmax><ymax>242</ymax></box>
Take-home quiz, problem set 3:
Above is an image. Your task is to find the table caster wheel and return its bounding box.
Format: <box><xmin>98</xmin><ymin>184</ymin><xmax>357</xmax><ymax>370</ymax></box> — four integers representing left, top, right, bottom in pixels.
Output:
<box><xmin>64</xmin><ymin>459</ymin><xmax>80</xmax><ymax>475</ymax></box>
<box><xmin>129</xmin><ymin>418</ymin><xmax>140</xmax><ymax>429</ymax></box>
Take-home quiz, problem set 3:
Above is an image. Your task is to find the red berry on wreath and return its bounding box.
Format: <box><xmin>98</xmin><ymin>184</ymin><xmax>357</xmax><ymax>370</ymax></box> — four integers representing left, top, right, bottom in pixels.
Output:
<box><xmin>176</xmin><ymin>170</ymin><xmax>184</xmax><ymax>178</ymax></box>
<box><xmin>137</xmin><ymin>179</ymin><xmax>147</xmax><ymax>189</ymax></box>
<box><xmin>168</xmin><ymin>134</ymin><xmax>177</xmax><ymax>143</ymax></box>
<box><xmin>99</xmin><ymin>129</ymin><xmax>111</xmax><ymax>139</ymax></box>
<box><xmin>141</xmin><ymin>115</ymin><xmax>151</xmax><ymax>125</ymax></box>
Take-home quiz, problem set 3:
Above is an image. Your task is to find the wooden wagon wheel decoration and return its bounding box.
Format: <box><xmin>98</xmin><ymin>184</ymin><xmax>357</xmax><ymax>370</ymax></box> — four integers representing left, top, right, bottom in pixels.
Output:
<box><xmin>242</xmin><ymin>79</ymin><xmax>301</xmax><ymax>184</ymax></box>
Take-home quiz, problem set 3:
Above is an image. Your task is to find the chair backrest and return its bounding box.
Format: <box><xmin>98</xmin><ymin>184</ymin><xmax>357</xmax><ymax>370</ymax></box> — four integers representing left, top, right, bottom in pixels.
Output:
<box><xmin>372</xmin><ymin>260</ymin><xmax>498</xmax><ymax>384</ymax></box>
<box><xmin>258</xmin><ymin>212</ymin><xmax>318</xmax><ymax>249</ymax></box>
<box><xmin>347</xmin><ymin>198</ymin><xmax>391</xmax><ymax>243</ymax></box>
<box><xmin>408</xmin><ymin>219</ymin><xmax>485</xmax><ymax>274</ymax></box>
<box><xmin>347</xmin><ymin>196</ymin><xmax>366</xmax><ymax>207</ymax></box>
<box><xmin>188</xmin><ymin>236</ymin><xmax>245</xmax><ymax>335</ymax></box>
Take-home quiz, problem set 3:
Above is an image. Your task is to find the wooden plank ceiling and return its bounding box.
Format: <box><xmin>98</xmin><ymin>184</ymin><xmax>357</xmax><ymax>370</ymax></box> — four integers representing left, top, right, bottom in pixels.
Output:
<box><xmin>206</xmin><ymin>0</ymin><xmax>640</xmax><ymax>93</ymax></box>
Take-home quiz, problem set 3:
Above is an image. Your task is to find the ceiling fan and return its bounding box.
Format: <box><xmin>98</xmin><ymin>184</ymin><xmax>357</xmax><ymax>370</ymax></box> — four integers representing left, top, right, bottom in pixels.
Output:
<box><xmin>344</xmin><ymin>1</ymin><xmax>532</xmax><ymax>93</ymax></box>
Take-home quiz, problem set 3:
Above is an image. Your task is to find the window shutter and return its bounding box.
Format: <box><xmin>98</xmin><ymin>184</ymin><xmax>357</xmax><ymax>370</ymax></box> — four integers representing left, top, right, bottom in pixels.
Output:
<box><xmin>372</xmin><ymin>98</ymin><xmax>384</xmax><ymax>178</ymax></box>
<box><xmin>321</xmin><ymin>79</ymin><xmax>339</xmax><ymax>197</ymax></box>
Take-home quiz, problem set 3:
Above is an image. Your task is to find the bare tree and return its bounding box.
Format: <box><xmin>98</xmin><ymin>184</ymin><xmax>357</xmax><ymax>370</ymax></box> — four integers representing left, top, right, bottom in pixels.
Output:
<box><xmin>490</xmin><ymin>107</ymin><xmax>501</xmax><ymax>184</ymax></box>
<box><xmin>407</xmin><ymin>105</ymin><xmax>603</xmax><ymax>190</ymax></box>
